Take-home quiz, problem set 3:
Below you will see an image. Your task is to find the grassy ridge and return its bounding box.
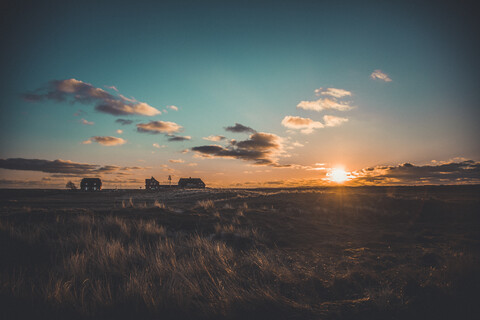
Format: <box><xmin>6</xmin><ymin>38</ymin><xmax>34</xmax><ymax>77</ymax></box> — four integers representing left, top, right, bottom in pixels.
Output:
<box><xmin>1</xmin><ymin>187</ymin><xmax>479</xmax><ymax>319</ymax></box>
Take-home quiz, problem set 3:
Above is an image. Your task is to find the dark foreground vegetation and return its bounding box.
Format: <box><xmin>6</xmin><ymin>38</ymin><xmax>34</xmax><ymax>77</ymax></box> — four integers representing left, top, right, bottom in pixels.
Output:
<box><xmin>1</xmin><ymin>186</ymin><xmax>479</xmax><ymax>319</ymax></box>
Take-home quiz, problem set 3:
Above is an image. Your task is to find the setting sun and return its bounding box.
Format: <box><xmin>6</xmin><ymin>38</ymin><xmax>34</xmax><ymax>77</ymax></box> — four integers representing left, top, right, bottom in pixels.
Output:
<box><xmin>328</xmin><ymin>167</ymin><xmax>350</xmax><ymax>183</ymax></box>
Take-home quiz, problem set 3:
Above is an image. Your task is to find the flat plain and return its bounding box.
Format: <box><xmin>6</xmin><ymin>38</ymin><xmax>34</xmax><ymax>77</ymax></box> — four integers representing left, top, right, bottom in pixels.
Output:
<box><xmin>1</xmin><ymin>186</ymin><xmax>479</xmax><ymax>319</ymax></box>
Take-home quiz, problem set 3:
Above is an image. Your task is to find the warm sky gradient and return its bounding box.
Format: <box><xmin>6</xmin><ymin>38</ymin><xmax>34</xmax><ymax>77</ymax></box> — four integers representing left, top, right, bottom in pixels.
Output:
<box><xmin>1</xmin><ymin>0</ymin><xmax>479</xmax><ymax>188</ymax></box>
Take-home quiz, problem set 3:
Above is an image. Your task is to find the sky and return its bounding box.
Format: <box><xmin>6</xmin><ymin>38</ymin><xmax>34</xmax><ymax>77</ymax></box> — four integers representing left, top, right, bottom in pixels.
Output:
<box><xmin>1</xmin><ymin>0</ymin><xmax>479</xmax><ymax>188</ymax></box>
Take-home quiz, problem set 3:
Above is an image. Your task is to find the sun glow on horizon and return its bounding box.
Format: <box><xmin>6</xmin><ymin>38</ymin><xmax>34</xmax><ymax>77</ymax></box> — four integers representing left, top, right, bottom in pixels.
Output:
<box><xmin>327</xmin><ymin>167</ymin><xmax>350</xmax><ymax>183</ymax></box>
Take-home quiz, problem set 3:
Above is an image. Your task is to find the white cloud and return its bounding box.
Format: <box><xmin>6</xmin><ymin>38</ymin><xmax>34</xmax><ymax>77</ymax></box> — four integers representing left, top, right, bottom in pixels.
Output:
<box><xmin>203</xmin><ymin>135</ymin><xmax>226</xmax><ymax>142</ymax></box>
<box><xmin>153</xmin><ymin>143</ymin><xmax>166</xmax><ymax>149</ymax></box>
<box><xmin>167</xmin><ymin>105</ymin><xmax>179</xmax><ymax>111</ymax></box>
<box><xmin>315</xmin><ymin>88</ymin><xmax>352</xmax><ymax>98</ymax></box>
<box><xmin>169</xmin><ymin>159</ymin><xmax>185</xmax><ymax>163</ymax></box>
<box><xmin>323</xmin><ymin>115</ymin><xmax>348</xmax><ymax>127</ymax></box>
<box><xmin>297</xmin><ymin>97</ymin><xmax>353</xmax><ymax>112</ymax></box>
<box><xmin>297</xmin><ymin>87</ymin><xmax>354</xmax><ymax>112</ymax></box>
<box><xmin>292</xmin><ymin>141</ymin><xmax>304</xmax><ymax>147</ymax></box>
<box><xmin>370</xmin><ymin>69</ymin><xmax>392</xmax><ymax>82</ymax></box>
<box><xmin>116</xmin><ymin>129</ymin><xmax>123</xmax><ymax>134</ymax></box>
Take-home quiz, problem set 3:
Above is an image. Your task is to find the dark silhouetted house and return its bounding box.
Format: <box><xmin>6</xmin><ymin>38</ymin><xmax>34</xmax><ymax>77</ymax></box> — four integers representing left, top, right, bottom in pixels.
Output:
<box><xmin>145</xmin><ymin>176</ymin><xmax>160</xmax><ymax>191</ymax></box>
<box><xmin>178</xmin><ymin>177</ymin><xmax>205</xmax><ymax>188</ymax></box>
<box><xmin>80</xmin><ymin>178</ymin><xmax>102</xmax><ymax>191</ymax></box>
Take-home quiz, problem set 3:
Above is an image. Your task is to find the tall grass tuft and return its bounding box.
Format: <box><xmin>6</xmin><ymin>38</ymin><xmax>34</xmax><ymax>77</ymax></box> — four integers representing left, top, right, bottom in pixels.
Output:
<box><xmin>153</xmin><ymin>199</ymin><xmax>166</xmax><ymax>209</ymax></box>
<box><xmin>196</xmin><ymin>199</ymin><xmax>215</xmax><ymax>210</ymax></box>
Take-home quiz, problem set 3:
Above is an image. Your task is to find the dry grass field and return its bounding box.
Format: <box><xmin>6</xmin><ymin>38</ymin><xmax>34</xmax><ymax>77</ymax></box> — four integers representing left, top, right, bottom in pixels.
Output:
<box><xmin>0</xmin><ymin>186</ymin><xmax>479</xmax><ymax>319</ymax></box>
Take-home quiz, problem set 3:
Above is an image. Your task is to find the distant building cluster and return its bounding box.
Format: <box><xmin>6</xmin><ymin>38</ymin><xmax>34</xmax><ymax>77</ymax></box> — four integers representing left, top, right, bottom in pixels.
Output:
<box><xmin>178</xmin><ymin>178</ymin><xmax>205</xmax><ymax>189</ymax></box>
<box><xmin>77</xmin><ymin>176</ymin><xmax>205</xmax><ymax>191</ymax></box>
<box><xmin>145</xmin><ymin>176</ymin><xmax>205</xmax><ymax>190</ymax></box>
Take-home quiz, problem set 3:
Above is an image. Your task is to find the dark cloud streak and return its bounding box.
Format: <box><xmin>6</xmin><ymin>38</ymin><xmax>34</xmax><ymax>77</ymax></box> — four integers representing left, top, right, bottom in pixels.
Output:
<box><xmin>115</xmin><ymin>119</ymin><xmax>133</xmax><ymax>125</ymax></box>
<box><xmin>352</xmin><ymin>160</ymin><xmax>480</xmax><ymax>185</ymax></box>
<box><xmin>224</xmin><ymin>123</ymin><xmax>256</xmax><ymax>133</ymax></box>
<box><xmin>0</xmin><ymin>158</ymin><xmax>143</xmax><ymax>175</ymax></box>
<box><xmin>23</xmin><ymin>79</ymin><xmax>161</xmax><ymax>116</ymax></box>
<box><xmin>167</xmin><ymin>135</ymin><xmax>191</xmax><ymax>142</ymax></box>
<box><xmin>191</xmin><ymin>132</ymin><xmax>286</xmax><ymax>166</ymax></box>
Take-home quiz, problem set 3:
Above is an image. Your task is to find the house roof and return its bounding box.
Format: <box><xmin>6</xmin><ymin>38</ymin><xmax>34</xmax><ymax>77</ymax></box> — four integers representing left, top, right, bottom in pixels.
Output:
<box><xmin>81</xmin><ymin>178</ymin><xmax>101</xmax><ymax>183</ymax></box>
<box><xmin>178</xmin><ymin>178</ymin><xmax>204</xmax><ymax>183</ymax></box>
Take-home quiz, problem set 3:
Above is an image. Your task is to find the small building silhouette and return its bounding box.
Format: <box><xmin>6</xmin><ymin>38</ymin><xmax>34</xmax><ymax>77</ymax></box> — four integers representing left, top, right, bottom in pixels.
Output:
<box><xmin>145</xmin><ymin>176</ymin><xmax>161</xmax><ymax>191</ymax></box>
<box><xmin>178</xmin><ymin>177</ymin><xmax>205</xmax><ymax>189</ymax></box>
<box><xmin>80</xmin><ymin>178</ymin><xmax>102</xmax><ymax>191</ymax></box>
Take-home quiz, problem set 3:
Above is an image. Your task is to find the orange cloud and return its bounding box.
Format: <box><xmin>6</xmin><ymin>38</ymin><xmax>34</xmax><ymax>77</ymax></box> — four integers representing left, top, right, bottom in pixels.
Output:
<box><xmin>83</xmin><ymin>136</ymin><xmax>126</xmax><ymax>146</ymax></box>
<box><xmin>136</xmin><ymin>121</ymin><xmax>183</xmax><ymax>134</ymax></box>
<box><xmin>281</xmin><ymin>116</ymin><xmax>324</xmax><ymax>134</ymax></box>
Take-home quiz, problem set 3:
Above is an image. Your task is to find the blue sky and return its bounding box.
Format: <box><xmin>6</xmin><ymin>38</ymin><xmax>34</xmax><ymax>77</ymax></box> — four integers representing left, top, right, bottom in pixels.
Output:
<box><xmin>1</xmin><ymin>0</ymin><xmax>479</xmax><ymax>187</ymax></box>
